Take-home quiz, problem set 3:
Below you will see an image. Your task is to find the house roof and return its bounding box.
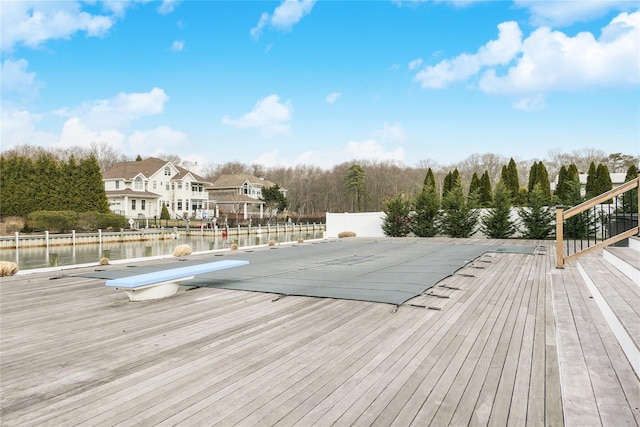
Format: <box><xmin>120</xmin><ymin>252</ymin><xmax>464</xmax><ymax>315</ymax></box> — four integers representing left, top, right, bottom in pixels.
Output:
<box><xmin>212</xmin><ymin>174</ymin><xmax>277</xmax><ymax>189</ymax></box>
<box><xmin>103</xmin><ymin>157</ymin><xmax>209</xmax><ymax>183</ymax></box>
<box><xmin>212</xmin><ymin>195</ymin><xmax>265</xmax><ymax>204</ymax></box>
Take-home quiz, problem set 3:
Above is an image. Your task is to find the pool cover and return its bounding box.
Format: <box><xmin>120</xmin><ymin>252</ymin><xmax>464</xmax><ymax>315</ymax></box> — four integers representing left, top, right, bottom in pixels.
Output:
<box><xmin>78</xmin><ymin>239</ymin><xmax>536</xmax><ymax>305</ymax></box>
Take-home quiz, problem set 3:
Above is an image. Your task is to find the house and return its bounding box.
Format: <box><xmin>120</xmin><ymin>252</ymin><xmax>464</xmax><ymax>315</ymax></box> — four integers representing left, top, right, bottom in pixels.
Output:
<box><xmin>102</xmin><ymin>157</ymin><xmax>212</xmax><ymax>224</ymax></box>
<box><xmin>209</xmin><ymin>174</ymin><xmax>287</xmax><ymax>221</ymax></box>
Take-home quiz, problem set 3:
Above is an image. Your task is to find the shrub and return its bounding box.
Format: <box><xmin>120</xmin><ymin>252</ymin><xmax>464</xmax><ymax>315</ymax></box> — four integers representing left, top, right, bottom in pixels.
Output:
<box><xmin>1</xmin><ymin>216</ymin><xmax>25</xmax><ymax>234</ymax></box>
<box><xmin>0</xmin><ymin>261</ymin><xmax>19</xmax><ymax>276</ymax></box>
<box><xmin>27</xmin><ymin>211</ymin><xmax>78</xmax><ymax>233</ymax></box>
<box><xmin>480</xmin><ymin>181</ymin><xmax>518</xmax><ymax>239</ymax></box>
<box><xmin>382</xmin><ymin>194</ymin><xmax>412</xmax><ymax>237</ymax></box>
<box><xmin>173</xmin><ymin>244</ymin><xmax>192</xmax><ymax>257</ymax></box>
<box><xmin>440</xmin><ymin>186</ymin><xmax>479</xmax><ymax>238</ymax></box>
<box><xmin>337</xmin><ymin>231</ymin><xmax>356</xmax><ymax>238</ymax></box>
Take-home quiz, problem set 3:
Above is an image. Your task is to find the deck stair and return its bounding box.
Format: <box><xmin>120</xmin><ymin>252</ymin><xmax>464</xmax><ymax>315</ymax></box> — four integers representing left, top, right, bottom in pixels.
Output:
<box><xmin>577</xmin><ymin>235</ymin><xmax>640</xmax><ymax>379</ymax></box>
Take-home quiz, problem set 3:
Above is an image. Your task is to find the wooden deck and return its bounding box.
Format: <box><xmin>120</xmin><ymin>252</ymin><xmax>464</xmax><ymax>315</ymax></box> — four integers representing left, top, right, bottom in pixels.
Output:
<box><xmin>1</xmin><ymin>238</ymin><xmax>639</xmax><ymax>426</ymax></box>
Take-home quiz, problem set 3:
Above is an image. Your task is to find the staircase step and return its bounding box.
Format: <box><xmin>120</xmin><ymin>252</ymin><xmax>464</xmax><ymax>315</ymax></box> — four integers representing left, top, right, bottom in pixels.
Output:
<box><xmin>577</xmin><ymin>254</ymin><xmax>640</xmax><ymax>379</ymax></box>
<box><xmin>604</xmin><ymin>246</ymin><xmax>640</xmax><ymax>287</ymax></box>
<box><xmin>630</xmin><ymin>235</ymin><xmax>640</xmax><ymax>252</ymax></box>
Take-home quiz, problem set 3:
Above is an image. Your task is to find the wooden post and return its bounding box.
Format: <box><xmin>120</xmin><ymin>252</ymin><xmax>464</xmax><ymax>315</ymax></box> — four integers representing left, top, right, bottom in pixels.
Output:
<box><xmin>556</xmin><ymin>205</ymin><xmax>564</xmax><ymax>269</ymax></box>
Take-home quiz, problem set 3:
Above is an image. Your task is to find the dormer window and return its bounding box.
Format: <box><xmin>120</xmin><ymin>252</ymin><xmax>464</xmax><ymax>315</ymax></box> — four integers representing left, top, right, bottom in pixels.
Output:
<box><xmin>164</xmin><ymin>166</ymin><xmax>171</xmax><ymax>176</ymax></box>
<box><xmin>134</xmin><ymin>177</ymin><xmax>143</xmax><ymax>190</ymax></box>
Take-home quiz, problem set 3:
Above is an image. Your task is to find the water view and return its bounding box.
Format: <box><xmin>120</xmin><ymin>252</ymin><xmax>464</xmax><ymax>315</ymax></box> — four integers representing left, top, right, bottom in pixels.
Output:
<box><xmin>2</xmin><ymin>231</ymin><xmax>324</xmax><ymax>271</ymax></box>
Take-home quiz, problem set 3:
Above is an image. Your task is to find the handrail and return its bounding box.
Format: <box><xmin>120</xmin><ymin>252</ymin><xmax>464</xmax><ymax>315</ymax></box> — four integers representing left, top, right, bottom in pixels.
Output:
<box><xmin>556</xmin><ymin>172</ymin><xmax>639</xmax><ymax>268</ymax></box>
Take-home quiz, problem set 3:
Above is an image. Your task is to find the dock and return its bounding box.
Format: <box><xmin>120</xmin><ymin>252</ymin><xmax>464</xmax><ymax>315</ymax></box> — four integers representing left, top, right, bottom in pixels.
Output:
<box><xmin>1</xmin><ymin>237</ymin><xmax>638</xmax><ymax>426</ymax></box>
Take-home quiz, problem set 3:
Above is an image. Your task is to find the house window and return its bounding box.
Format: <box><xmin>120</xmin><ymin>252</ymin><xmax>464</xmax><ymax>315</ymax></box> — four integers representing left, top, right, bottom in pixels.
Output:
<box><xmin>178</xmin><ymin>182</ymin><xmax>182</xmax><ymax>190</ymax></box>
<box><xmin>115</xmin><ymin>181</ymin><xmax>120</xmax><ymax>189</ymax></box>
<box><xmin>164</xmin><ymin>166</ymin><xmax>171</xmax><ymax>176</ymax></box>
<box><xmin>134</xmin><ymin>177</ymin><xmax>143</xmax><ymax>190</ymax></box>
<box><xmin>166</xmin><ymin>183</ymin><xmax>170</xmax><ymax>190</ymax></box>
<box><xmin>141</xmin><ymin>200</ymin><xmax>146</xmax><ymax>210</ymax></box>
<box><xmin>131</xmin><ymin>200</ymin><xmax>136</xmax><ymax>210</ymax></box>
<box><xmin>153</xmin><ymin>181</ymin><xmax>157</xmax><ymax>189</ymax></box>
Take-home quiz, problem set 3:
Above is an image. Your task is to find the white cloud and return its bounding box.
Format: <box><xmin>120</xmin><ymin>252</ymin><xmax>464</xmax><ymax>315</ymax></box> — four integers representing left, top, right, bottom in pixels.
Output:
<box><xmin>221</xmin><ymin>94</ymin><xmax>293</xmax><ymax>137</ymax></box>
<box><xmin>1</xmin><ymin>58</ymin><xmax>43</xmax><ymax>100</ymax></box>
<box><xmin>158</xmin><ymin>0</ymin><xmax>182</xmax><ymax>15</ymax></box>
<box><xmin>0</xmin><ymin>108</ymin><xmax>58</xmax><ymax>150</ymax></box>
<box><xmin>170</xmin><ymin>40</ymin><xmax>184</xmax><ymax>51</ymax></box>
<box><xmin>408</xmin><ymin>58</ymin><xmax>423</xmax><ymax>70</ymax></box>
<box><xmin>415</xmin><ymin>21</ymin><xmax>522</xmax><ymax>89</ymax></box>
<box><xmin>58</xmin><ymin>117</ymin><xmax>126</xmax><ymax>151</ymax></box>
<box><xmin>512</xmin><ymin>94</ymin><xmax>546</xmax><ymax>111</ymax></box>
<box><xmin>325</xmin><ymin>92</ymin><xmax>342</xmax><ymax>104</ymax></box>
<box><xmin>128</xmin><ymin>126</ymin><xmax>188</xmax><ymax>153</ymax></box>
<box><xmin>479</xmin><ymin>11</ymin><xmax>640</xmax><ymax>93</ymax></box>
<box><xmin>0</xmin><ymin>1</ymin><xmax>113</xmax><ymax>52</ymax></box>
<box><xmin>414</xmin><ymin>11</ymin><xmax>640</xmax><ymax>95</ymax></box>
<box><xmin>77</xmin><ymin>87</ymin><xmax>169</xmax><ymax>128</ymax></box>
<box><xmin>514</xmin><ymin>0</ymin><xmax>636</xmax><ymax>27</ymax></box>
<box><xmin>371</xmin><ymin>122</ymin><xmax>407</xmax><ymax>142</ymax></box>
<box><xmin>250</xmin><ymin>0</ymin><xmax>315</xmax><ymax>39</ymax></box>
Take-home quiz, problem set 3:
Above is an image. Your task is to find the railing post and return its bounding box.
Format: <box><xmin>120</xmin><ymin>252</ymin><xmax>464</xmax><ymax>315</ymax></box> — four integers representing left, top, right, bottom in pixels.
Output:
<box><xmin>556</xmin><ymin>205</ymin><xmax>564</xmax><ymax>269</ymax></box>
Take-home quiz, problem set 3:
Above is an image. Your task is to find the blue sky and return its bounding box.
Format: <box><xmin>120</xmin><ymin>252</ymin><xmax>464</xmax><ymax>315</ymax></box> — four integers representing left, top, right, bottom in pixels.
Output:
<box><xmin>1</xmin><ymin>0</ymin><xmax>639</xmax><ymax>169</ymax></box>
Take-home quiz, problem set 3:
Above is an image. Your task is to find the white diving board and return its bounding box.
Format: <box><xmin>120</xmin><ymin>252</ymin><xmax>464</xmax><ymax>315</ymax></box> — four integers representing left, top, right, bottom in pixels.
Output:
<box><xmin>105</xmin><ymin>260</ymin><xmax>249</xmax><ymax>301</ymax></box>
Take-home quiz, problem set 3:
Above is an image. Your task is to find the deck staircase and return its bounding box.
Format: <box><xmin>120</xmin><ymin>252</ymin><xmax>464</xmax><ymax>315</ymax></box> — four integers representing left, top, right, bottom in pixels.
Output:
<box><xmin>576</xmin><ymin>236</ymin><xmax>640</xmax><ymax>379</ymax></box>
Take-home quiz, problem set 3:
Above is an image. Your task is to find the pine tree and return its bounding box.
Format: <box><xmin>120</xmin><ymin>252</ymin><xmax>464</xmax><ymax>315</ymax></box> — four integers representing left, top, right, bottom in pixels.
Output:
<box><xmin>440</xmin><ymin>181</ymin><xmax>479</xmax><ymax>238</ymax></box>
<box><xmin>480</xmin><ymin>170</ymin><xmax>493</xmax><ymax>207</ymax></box>
<box><xmin>519</xmin><ymin>183</ymin><xmax>555</xmax><ymax>239</ymax></box>
<box><xmin>80</xmin><ymin>155</ymin><xmax>110</xmax><ymax>212</ymax></box>
<box><xmin>34</xmin><ymin>153</ymin><xmax>62</xmax><ymax>211</ymax></box>
<box><xmin>622</xmin><ymin>164</ymin><xmax>638</xmax><ymax>213</ymax></box>
<box><xmin>413</xmin><ymin>184</ymin><xmax>440</xmax><ymax>237</ymax></box>
<box><xmin>595</xmin><ymin>163</ymin><xmax>613</xmax><ymax>203</ymax></box>
<box><xmin>528</xmin><ymin>162</ymin><xmax>539</xmax><ymax>193</ymax></box>
<box><xmin>481</xmin><ymin>181</ymin><xmax>517</xmax><ymax>239</ymax></box>
<box><xmin>507</xmin><ymin>158</ymin><xmax>520</xmax><ymax>202</ymax></box>
<box><xmin>344</xmin><ymin>163</ymin><xmax>365</xmax><ymax>212</ymax></box>
<box><xmin>442</xmin><ymin>171</ymin><xmax>453</xmax><ymax>198</ymax></box>
<box><xmin>468</xmin><ymin>173</ymin><xmax>481</xmax><ymax>201</ymax></box>
<box><xmin>563</xmin><ymin>179</ymin><xmax>590</xmax><ymax>238</ymax></box>
<box><xmin>423</xmin><ymin>168</ymin><xmax>436</xmax><ymax>190</ymax></box>
<box><xmin>536</xmin><ymin>161</ymin><xmax>552</xmax><ymax>203</ymax></box>
<box><xmin>585</xmin><ymin>161</ymin><xmax>597</xmax><ymax>199</ymax></box>
<box><xmin>382</xmin><ymin>194</ymin><xmax>412</xmax><ymax>237</ymax></box>
<box><xmin>160</xmin><ymin>202</ymin><xmax>170</xmax><ymax>220</ymax></box>
<box><xmin>554</xmin><ymin>165</ymin><xmax>568</xmax><ymax>202</ymax></box>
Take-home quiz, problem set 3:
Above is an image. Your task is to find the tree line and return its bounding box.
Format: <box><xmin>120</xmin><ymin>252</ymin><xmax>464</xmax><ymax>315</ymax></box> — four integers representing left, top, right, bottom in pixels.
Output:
<box><xmin>1</xmin><ymin>144</ymin><xmax>637</xmax><ymax>220</ymax></box>
<box><xmin>382</xmin><ymin>161</ymin><xmax>638</xmax><ymax>240</ymax></box>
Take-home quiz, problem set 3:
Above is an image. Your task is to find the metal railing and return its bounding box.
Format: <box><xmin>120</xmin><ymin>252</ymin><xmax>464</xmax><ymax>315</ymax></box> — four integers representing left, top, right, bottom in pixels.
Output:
<box><xmin>555</xmin><ymin>172</ymin><xmax>639</xmax><ymax>268</ymax></box>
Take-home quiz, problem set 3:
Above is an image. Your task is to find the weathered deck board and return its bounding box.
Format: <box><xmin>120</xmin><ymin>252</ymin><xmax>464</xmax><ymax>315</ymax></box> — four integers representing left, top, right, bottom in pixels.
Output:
<box><xmin>1</xmin><ymin>238</ymin><xmax>638</xmax><ymax>426</ymax></box>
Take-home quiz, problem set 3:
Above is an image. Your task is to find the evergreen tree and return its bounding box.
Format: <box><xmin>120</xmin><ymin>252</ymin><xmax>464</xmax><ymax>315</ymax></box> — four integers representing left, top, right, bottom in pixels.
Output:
<box><xmin>382</xmin><ymin>194</ymin><xmax>412</xmax><ymax>237</ymax></box>
<box><xmin>160</xmin><ymin>202</ymin><xmax>170</xmax><ymax>220</ymax></box>
<box><xmin>452</xmin><ymin>168</ymin><xmax>461</xmax><ymax>190</ymax></box>
<box><xmin>585</xmin><ymin>161</ymin><xmax>597</xmax><ymax>199</ymax></box>
<box><xmin>528</xmin><ymin>162</ymin><xmax>539</xmax><ymax>193</ymax></box>
<box><xmin>344</xmin><ymin>163</ymin><xmax>365</xmax><ymax>212</ymax></box>
<box><xmin>481</xmin><ymin>181</ymin><xmax>517</xmax><ymax>239</ymax></box>
<box><xmin>507</xmin><ymin>158</ymin><xmax>520</xmax><ymax>202</ymax></box>
<box><xmin>33</xmin><ymin>153</ymin><xmax>62</xmax><ymax>211</ymax></box>
<box><xmin>0</xmin><ymin>155</ymin><xmax>36</xmax><ymax>216</ymax></box>
<box><xmin>621</xmin><ymin>164</ymin><xmax>638</xmax><ymax>213</ymax></box>
<box><xmin>519</xmin><ymin>183</ymin><xmax>555</xmax><ymax>239</ymax></box>
<box><xmin>595</xmin><ymin>163</ymin><xmax>613</xmax><ymax>203</ymax></box>
<box><xmin>135</xmin><ymin>154</ymin><xmax>143</xmax><ymax>161</ymax></box>
<box><xmin>440</xmin><ymin>181</ymin><xmax>479</xmax><ymax>238</ymax></box>
<box><xmin>554</xmin><ymin>165</ymin><xmax>568</xmax><ymax>201</ymax></box>
<box><xmin>423</xmin><ymin>168</ymin><xmax>436</xmax><ymax>190</ymax></box>
<box><xmin>536</xmin><ymin>161</ymin><xmax>552</xmax><ymax>203</ymax></box>
<box><xmin>468</xmin><ymin>172</ymin><xmax>481</xmax><ymax>201</ymax></box>
<box><xmin>528</xmin><ymin>161</ymin><xmax>551</xmax><ymax>204</ymax></box>
<box><xmin>442</xmin><ymin>171</ymin><xmax>453</xmax><ymax>198</ymax></box>
<box><xmin>79</xmin><ymin>155</ymin><xmax>110</xmax><ymax>212</ymax></box>
<box><xmin>262</xmin><ymin>184</ymin><xmax>288</xmax><ymax>223</ymax></box>
<box><xmin>567</xmin><ymin>164</ymin><xmax>579</xmax><ymax>182</ymax></box>
<box><xmin>479</xmin><ymin>170</ymin><xmax>493</xmax><ymax>207</ymax></box>
<box><xmin>563</xmin><ymin>179</ymin><xmax>590</xmax><ymax>238</ymax></box>
<box><xmin>413</xmin><ymin>184</ymin><xmax>440</xmax><ymax>237</ymax></box>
